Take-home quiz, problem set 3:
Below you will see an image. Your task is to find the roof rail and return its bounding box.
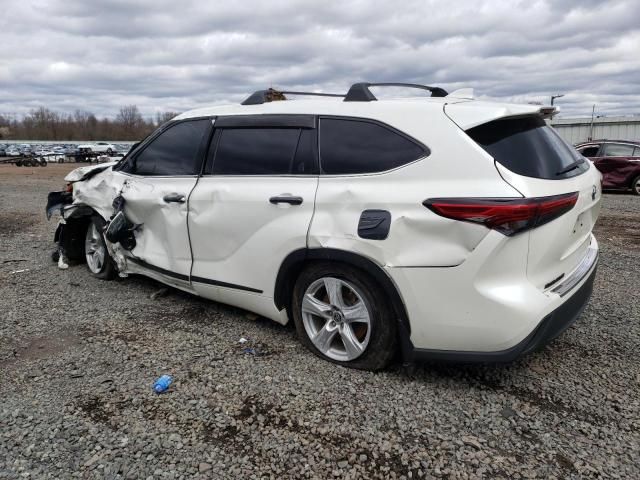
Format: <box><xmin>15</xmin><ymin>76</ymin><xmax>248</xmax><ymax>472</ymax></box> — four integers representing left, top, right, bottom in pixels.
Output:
<box><xmin>241</xmin><ymin>88</ymin><xmax>344</xmax><ymax>105</ymax></box>
<box><xmin>343</xmin><ymin>82</ymin><xmax>449</xmax><ymax>102</ymax></box>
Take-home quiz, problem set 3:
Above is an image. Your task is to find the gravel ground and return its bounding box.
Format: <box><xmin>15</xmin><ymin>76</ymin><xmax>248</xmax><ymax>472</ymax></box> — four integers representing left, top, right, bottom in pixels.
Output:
<box><xmin>1</xmin><ymin>163</ymin><xmax>639</xmax><ymax>479</ymax></box>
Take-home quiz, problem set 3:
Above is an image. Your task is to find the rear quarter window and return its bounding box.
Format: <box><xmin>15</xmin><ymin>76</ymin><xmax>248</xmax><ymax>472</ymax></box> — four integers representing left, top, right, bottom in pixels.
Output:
<box><xmin>319</xmin><ymin>118</ymin><xmax>427</xmax><ymax>174</ymax></box>
<box><xmin>467</xmin><ymin>116</ymin><xmax>589</xmax><ymax>180</ymax></box>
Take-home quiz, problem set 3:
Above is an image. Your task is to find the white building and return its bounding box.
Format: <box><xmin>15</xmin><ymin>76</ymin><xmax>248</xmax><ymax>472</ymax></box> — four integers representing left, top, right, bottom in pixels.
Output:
<box><xmin>551</xmin><ymin>116</ymin><xmax>640</xmax><ymax>145</ymax></box>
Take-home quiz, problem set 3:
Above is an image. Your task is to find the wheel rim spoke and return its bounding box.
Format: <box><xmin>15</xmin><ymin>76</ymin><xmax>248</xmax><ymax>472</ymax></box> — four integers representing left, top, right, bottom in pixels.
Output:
<box><xmin>342</xmin><ymin>300</ymin><xmax>369</xmax><ymax>324</ymax></box>
<box><xmin>323</xmin><ymin>277</ymin><xmax>344</xmax><ymax>308</ymax></box>
<box><xmin>302</xmin><ymin>294</ymin><xmax>332</xmax><ymax>319</ymax></box>
<box><xmin>313</xmin><ymin>322</ymin><xmax>338</xmax><ymax>352</ymax></box>
<box><xmin>340</xmin><ymin>324</ymin><xmax>364</xmax><ymax>358</ymax></box>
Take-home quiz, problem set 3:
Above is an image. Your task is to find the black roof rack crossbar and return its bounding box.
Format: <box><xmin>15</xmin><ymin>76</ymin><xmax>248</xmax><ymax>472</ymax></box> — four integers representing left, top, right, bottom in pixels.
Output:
<box><xmin>343</xmin><ymin>82</ymin><xmax>449</xmax><ymax>102</ymax></box>
<box><xmin>241</xmin><ymin>88</ymin><xmax>344</xmax><ymax>105</ymax></box>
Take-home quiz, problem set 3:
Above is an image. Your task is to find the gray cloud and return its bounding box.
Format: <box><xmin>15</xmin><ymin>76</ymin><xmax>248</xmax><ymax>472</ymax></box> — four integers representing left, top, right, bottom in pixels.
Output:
<box><xmin>1</xmin><ymin>0</ymin><xmax>638</xmax><ymax>119</ymax></box>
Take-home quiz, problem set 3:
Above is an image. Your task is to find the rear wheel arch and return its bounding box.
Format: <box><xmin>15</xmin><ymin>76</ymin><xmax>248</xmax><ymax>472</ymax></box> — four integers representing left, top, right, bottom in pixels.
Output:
<box><xmin>274</xmin><ymin>248</ymin><xmax>414</xmax><ymax>361</ymax></box>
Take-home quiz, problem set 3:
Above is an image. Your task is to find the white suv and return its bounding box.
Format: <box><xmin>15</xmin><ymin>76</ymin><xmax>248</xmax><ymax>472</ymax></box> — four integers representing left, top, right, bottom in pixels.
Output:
<box><xmin>47</xmin><ymin>83</ymin><xmax>601</xmax><ymax>370</ymax></box>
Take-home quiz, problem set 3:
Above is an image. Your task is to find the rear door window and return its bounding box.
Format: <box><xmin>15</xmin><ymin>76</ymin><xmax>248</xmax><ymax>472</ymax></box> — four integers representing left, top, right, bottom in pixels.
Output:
<box><xmin>208</xmin><ymin>128</ymin><xmax>316</xmax><ymax>175</ymax></box>
<box><xmin>602</xmin><ymin>143</ymin><xmax>635</xmax><ymax>157</ymax></box>
<box><xmin>319</xmin><ymin>118</ymin><xmax>427</xmax><ymax>174</ymax></box>
<box><xmin>466</xmin><ymin>116</ymin><xmax>589</xmax><ymax>179</ymax></box>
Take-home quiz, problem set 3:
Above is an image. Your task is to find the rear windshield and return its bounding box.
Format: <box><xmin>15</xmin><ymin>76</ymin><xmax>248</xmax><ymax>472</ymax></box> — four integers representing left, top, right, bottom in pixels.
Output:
<box><xmin>466</xmin><ymin>116</ymin><xmax>589</xmax><ymax>179</ymax></box>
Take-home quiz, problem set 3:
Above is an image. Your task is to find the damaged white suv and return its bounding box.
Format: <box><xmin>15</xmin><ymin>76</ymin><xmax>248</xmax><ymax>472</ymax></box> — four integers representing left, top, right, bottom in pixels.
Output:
<box><xmin>47</xmin><ymin>82</ymin><xmax>601</xmax><ymax>370</ymax></box>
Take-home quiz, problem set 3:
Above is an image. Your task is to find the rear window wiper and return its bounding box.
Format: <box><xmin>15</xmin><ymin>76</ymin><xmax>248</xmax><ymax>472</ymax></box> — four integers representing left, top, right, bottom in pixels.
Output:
<box><xmin>556</xmin><ymin>158</ymin><xmax>585</xmax><ymax>176</ymax></box>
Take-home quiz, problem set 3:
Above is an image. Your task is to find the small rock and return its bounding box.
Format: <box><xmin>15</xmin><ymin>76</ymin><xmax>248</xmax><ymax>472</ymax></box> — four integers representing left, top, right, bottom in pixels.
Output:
<box><xmin>500</xmin><ymin>406</ymin><xmax>517</xmax><ymax>419</ymax></box>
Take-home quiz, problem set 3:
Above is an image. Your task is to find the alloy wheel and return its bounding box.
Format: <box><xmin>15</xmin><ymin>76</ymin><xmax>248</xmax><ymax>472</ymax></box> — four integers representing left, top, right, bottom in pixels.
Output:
<box><xmin>85</xmin><ymin>222</ymin><xmax>106</xmax><ymax>274</ymax></box>
<box><xmin>301</xmin><ymin>277</ymin><xmax>372</xmax><ymax>361</ymax></box>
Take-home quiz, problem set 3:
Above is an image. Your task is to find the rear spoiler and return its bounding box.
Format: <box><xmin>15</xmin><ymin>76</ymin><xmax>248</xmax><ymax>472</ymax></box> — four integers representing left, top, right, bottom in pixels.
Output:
<box><xmin>444</xmin><ymin>102</ymin><xmax>559</xmax><ymax>130</ymax></box>
<box><xmin>538</xmin><ymin>106</ymin><xmax>558</xmax><ymax>119</ymax></box>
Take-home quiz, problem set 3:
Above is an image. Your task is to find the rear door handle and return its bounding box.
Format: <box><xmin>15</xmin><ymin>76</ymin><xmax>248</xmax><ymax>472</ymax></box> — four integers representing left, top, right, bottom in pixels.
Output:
<box><xmin>269</xmin><ymin>195</ymin><xmax>303</xmax><ymax>206</ymax></box>
<box><xmin>163</xmin><ymin>193</ymin><xmax>186</xmax><ymax>203</ymax></box>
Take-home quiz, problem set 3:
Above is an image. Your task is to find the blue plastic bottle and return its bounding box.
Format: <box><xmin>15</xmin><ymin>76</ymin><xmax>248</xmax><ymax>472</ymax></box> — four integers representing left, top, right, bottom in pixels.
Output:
<box><xmin>153</xmin><ymin>375</ymin><xmax>173</xmax><ymax>393</ymax></box>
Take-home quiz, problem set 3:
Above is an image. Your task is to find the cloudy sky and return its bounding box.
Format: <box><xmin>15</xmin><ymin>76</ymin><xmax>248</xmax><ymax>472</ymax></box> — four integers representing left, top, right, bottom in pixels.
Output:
<box><xmin>1</xmin><ymin>0</ymin><xmax>639</xmax><ymax>119</ymax></box>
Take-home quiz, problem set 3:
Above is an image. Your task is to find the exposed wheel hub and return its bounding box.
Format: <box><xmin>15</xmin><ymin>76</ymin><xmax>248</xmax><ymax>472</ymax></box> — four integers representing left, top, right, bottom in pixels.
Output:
<box><xmin>330</xmin><ymin>309</ymin><xmax>344</xmax><ymax>324</ymax></box>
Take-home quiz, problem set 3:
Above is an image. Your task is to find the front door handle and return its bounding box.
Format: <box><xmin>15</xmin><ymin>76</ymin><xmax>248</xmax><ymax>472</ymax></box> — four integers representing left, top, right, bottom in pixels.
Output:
<box><xmin>163</xmin><ymin>193</ymin><xmax>186</xmax><ymax>203</ymax></box>
<box><xmin>269</xmin><ymin>195</ymin><xmax>303</xmax><ymax>206</ymax></box>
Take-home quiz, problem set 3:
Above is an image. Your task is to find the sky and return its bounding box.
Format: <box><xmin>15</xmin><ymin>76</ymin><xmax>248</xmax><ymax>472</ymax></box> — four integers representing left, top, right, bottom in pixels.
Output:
<box><xmin>1</xmin><ymin>0</ymin><xmax>639</xmax><ymax>119</ymax></box>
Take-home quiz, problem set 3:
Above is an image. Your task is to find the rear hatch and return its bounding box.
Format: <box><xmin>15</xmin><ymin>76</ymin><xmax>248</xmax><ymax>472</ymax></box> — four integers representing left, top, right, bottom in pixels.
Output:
<box><xmin>447</xmin><ymin>105</ymin><xmax>601</xmax><ymax>291</ymax></box>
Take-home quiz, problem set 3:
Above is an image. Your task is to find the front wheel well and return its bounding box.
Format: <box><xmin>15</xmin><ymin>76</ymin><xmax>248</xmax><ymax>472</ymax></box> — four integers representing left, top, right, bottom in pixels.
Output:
<box><xmin>57</xmin><ymin>206</ymin><xmax>102</xmax><ymax>261</ymax></box>
<box><xmin>274</xmin><ymin>248</ymin><xmax>414</xmax><ymax>361</ymax></box>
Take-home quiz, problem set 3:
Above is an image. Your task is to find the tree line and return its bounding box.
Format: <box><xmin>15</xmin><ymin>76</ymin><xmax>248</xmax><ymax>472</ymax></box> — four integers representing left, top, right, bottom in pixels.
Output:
<box><xmin>0</xmin><ymin>106</ymin><xmax>179</xmax><ymax>141</ymax></box>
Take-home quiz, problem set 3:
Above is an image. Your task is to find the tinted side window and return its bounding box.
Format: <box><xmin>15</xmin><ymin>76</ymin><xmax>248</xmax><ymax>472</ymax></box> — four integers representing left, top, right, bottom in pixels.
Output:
<box><xmin>133</xmin><ymin>120</ymin><xmax>209</xmax><ymax>176</ymax></box>
<box><xmin>602</xmin><ymin>143</ymin><xmax>635</xmax><ymax>157</ymax></box>
<box><xmin>211</xmin><ymin>128</ymin><xmax>312</xmax><ymax>175</ymax></box>
<box><xmin>467</xmin><ymin>116</ymin><xmax>589</xmax><ymax>179</ymax></box>
<box><xmin>319</xmin><ymin>118</ymin><xmax>426</xmax><ymax>174</ymax></box>
<box><xmin>578</xmin><ymin>145</ymin><xmax>600</xmax><ymax>158</ymax></box>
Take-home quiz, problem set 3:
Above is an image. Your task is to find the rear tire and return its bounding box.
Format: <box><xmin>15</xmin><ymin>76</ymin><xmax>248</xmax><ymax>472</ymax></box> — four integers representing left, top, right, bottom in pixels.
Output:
<box><xmin>85</xmin><ymin>216</ymin><xmax>116</xmax><ymax>280</ymax></box>
<box><xmin>291</xmin><ymin>262</ymin><xmax>397</xmax><ymax>371</ymax></box>
<box><xmin>632</xmin><ymin>176</ymin><xmax>640</xmax><ymax>196</ymax></box>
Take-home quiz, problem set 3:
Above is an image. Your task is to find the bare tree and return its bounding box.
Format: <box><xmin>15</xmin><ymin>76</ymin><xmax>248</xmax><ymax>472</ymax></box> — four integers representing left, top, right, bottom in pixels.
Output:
<box><xmin>116</xmin><ymin>105</ymin><xmax>145</xmax><ymax>140</ymax></box>
<box><xmin>3</xmin><ymin>105</ymin><xmax>156</xmax><ymax>141</ymax></box>
<box><xmin>155</xmin><ymin>111</ymin><xmax>180</xmax><ymax>126</ymax></box>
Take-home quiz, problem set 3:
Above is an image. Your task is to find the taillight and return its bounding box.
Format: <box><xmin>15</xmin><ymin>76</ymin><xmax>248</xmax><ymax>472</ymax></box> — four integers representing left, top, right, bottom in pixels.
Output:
<box><xmin>423</xmin><ymin>192</ymin><xmax>579</xmax><ymax>236</ymax></box>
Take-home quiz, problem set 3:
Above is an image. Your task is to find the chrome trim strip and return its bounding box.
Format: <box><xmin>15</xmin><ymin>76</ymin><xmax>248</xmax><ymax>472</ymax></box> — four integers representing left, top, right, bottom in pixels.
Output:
<box><xmin>552</xmin><ymin>246</ymin><xmax>598</xmax><ymax>297</ymax></box>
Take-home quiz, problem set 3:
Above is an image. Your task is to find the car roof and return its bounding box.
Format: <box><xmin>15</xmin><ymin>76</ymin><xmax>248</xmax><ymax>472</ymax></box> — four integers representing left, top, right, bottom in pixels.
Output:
<box><xmin>174</xmin><ymin>97</ymin><xmax>548</xmax><ymax>130</ymax></box>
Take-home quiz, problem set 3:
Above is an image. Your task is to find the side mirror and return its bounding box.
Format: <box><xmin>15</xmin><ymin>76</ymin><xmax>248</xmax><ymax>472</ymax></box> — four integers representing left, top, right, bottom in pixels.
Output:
<box><xmin>105</xmin><ymin>211</ymin><xmax>137</xmax><ymax>250</ymax></box>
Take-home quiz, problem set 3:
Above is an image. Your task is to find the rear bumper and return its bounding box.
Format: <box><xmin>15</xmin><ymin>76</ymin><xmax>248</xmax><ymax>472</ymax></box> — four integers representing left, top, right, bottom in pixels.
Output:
<box><xmin>410</xmin><ymin>261</ymin><xmax>597</xmax><ymax>363</ymax></box>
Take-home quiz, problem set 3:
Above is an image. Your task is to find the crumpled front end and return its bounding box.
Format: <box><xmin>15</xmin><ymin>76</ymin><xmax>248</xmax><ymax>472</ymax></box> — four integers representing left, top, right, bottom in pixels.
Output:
<box><xmin>46</xmin><ymin>162</ymin><xmax>133</xmax><ymax>274</ymax></box>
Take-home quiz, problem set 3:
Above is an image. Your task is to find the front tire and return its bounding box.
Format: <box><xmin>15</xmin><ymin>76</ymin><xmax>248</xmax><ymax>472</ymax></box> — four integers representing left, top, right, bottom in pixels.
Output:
<box><xmin>291</xmin><ymin>263</ymin><xmax>397</xmax><ymax>371</ymax></box>
<box><xmin>632</xmin><ymin>175</ymin><xmax>640</xmax><ymax>196</ymax></box>
<box><xmin>85</xmin><ymin>216</ymin><xmax>116</xmax><ymax>280</ymax></box>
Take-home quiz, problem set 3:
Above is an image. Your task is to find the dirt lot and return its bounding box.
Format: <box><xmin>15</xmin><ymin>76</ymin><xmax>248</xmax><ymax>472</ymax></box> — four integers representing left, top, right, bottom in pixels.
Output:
<box><xmin>1</xmin><ymin>163</ymin><xmax>639</xmax><ymax>479</ymax></box>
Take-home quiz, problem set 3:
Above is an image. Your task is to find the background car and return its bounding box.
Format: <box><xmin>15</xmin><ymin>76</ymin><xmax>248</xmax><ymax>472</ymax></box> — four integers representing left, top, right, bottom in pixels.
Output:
<box><xmin>576</xmin><ymin>140</ymin><xmax>640</xmax><ymax>195</ymax></box>
<box><xmin>77</xmin><ymin>142</ymin><xmax>116</xmax><ymax>155</ymax></box>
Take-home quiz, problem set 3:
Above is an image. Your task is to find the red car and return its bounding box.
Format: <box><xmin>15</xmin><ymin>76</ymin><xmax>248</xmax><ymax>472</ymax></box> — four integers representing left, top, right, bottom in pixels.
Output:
<box><xmin>576</xmin><ymin>140</ymin><xmax>640</xmax><ymax>195</ymax></box>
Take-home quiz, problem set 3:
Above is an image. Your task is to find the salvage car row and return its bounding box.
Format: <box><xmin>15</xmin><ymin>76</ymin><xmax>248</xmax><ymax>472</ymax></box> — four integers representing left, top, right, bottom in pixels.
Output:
<box><xmin>0</xmin><ymin>142</ymin><xmax>132</xmax><ymax>161</ymax></box>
